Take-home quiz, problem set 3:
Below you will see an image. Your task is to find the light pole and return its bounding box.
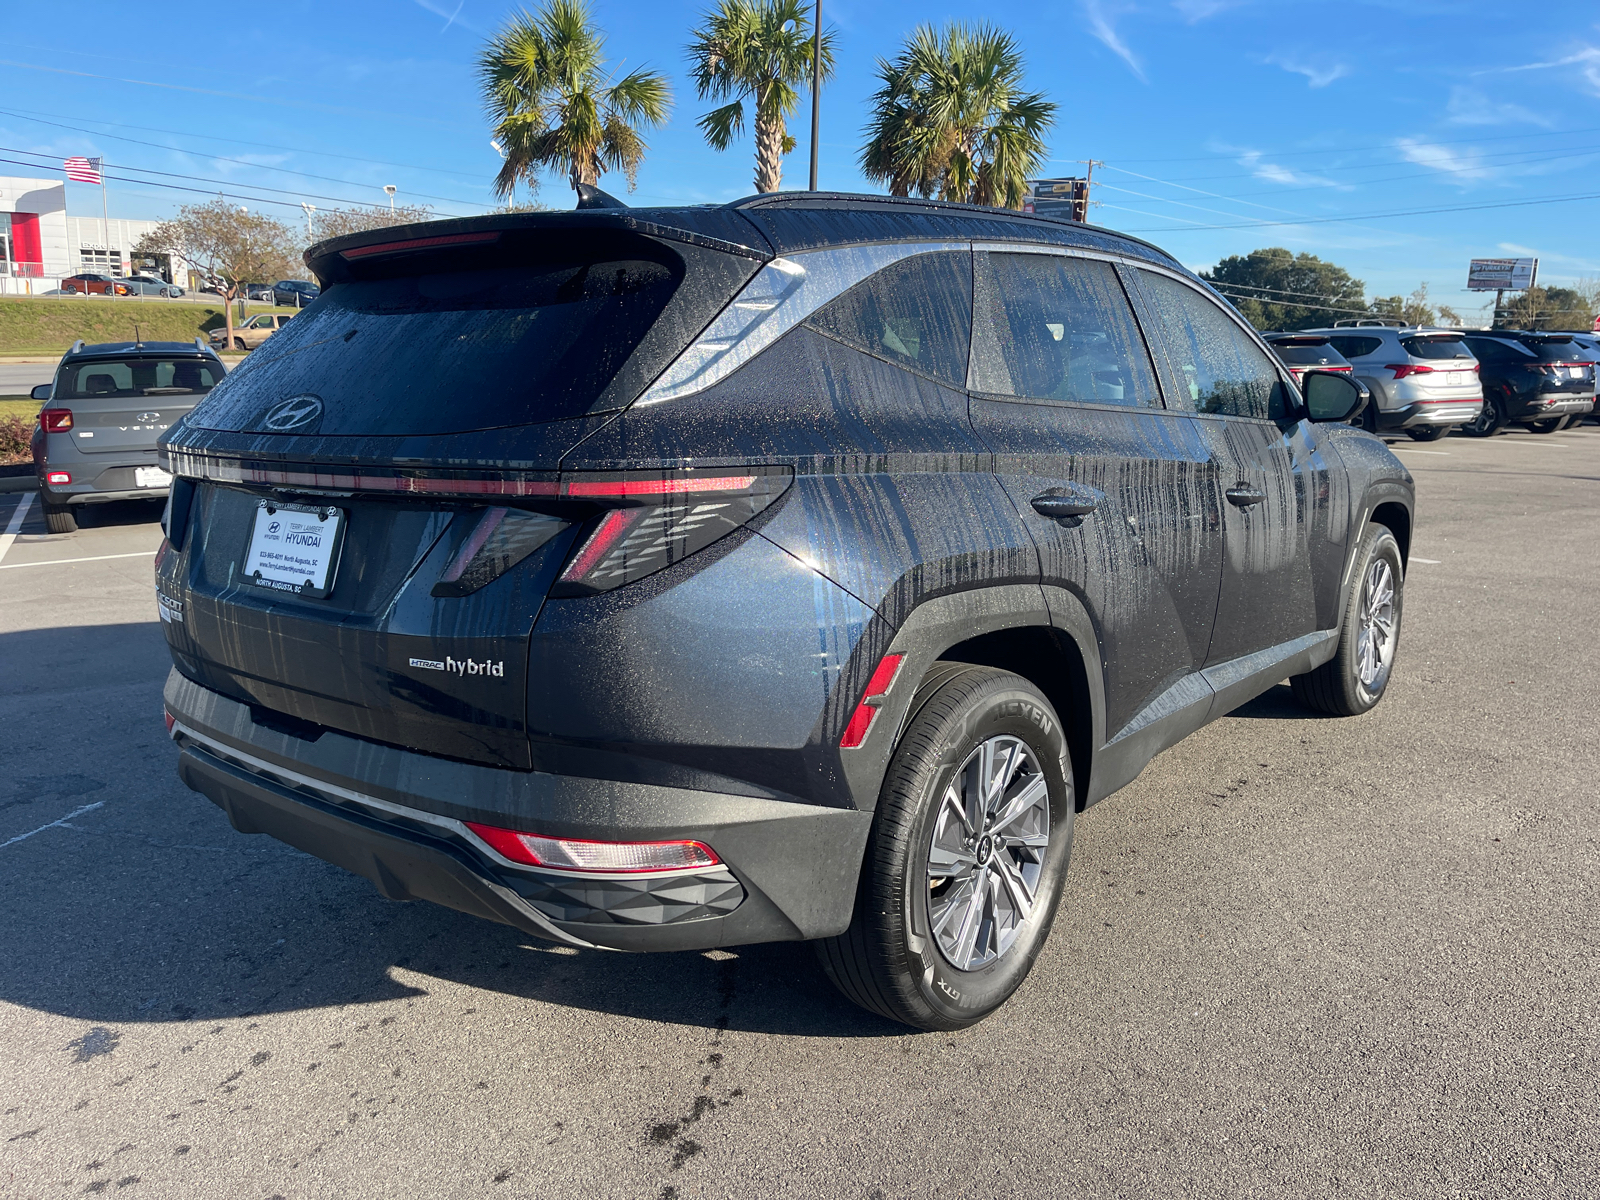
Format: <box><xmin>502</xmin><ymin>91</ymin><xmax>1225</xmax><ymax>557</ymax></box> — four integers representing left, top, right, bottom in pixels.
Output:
<box><xmin>383</xmin><ymin>184</ymin><xmax>397</xmax><ymax>211</ymax></box>
<box><xmin>808</xmin><ymin>0</ymin><xmax>822</xmax><ymax>191</ymax></box>
<box><xmin>301</xmin><ymin>202</ymin><xmax>316</xmax><ymax>243</ymax></box>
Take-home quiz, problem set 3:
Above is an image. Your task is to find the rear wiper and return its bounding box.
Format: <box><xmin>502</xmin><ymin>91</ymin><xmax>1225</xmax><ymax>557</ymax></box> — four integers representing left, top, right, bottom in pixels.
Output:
<box><xmin>143</xmin><ymin>387</ymin><xmax>195</xmax><ymax>395</ymax></box>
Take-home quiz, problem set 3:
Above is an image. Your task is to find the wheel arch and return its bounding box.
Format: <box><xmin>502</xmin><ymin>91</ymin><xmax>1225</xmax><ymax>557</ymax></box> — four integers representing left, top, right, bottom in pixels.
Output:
<box><xmin>1369</xmin><ymin>500</ymin><xmax>1411</xmax><ymax>567</ymax></box>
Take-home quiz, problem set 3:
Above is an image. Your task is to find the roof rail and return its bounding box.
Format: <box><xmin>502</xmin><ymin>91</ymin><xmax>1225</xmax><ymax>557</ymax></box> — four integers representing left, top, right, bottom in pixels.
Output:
<box><xmin>69</xmin><ymin>339</ymin><xmax>86</xmax><ymax>354</ymax></box>
<box><xmin>195</xmin><ymin>336</ymin><xmax>206</xmax><ymax>350</ymax></box>
<box><xmin>1332</xmin><ymin>317</ymin><xmax>1405</xmax><ymax>328</ymax></box>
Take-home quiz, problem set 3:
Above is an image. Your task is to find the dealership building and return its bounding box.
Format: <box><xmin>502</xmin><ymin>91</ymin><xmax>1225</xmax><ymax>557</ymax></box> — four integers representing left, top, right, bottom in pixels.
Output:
<box><xmin>0</xmin><ymin>174</ymin><xmax>188</xmax><ymax>294</ymax></box>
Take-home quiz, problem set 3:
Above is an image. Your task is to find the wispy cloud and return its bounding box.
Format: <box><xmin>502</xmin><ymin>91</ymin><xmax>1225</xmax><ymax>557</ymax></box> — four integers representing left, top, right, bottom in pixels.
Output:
<box><xmin>1082</xmin><ymin>1</ymin><xmax>1146</xmax><ymax>82</ymax></box>
<box><xmin>1491</xmin><ymin>45</ymin><xmax>1600</xmax><ymax>96</ymax></box>
<box><xmin>1445</xmin><ymin>86</ymin><xmax>1550</xmax><ymax>127</ymax></box>
<box><xmin>1394</xmin><ymin>138</ymin><xmax>1491</xmax><ymax>181</ymax></box>
<box><xmin>1222</xmin><ymin>145</ymin><xmax>1350</xmax><ymax>190</ymax></box>
<box><xmin>1266</xmin><ymin>52</ymin><xmax>1350</xmax><ymax>88</ymax></box>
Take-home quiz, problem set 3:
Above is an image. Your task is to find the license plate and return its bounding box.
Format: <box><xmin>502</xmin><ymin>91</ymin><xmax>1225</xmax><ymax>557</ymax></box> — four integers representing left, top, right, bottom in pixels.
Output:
<box><xmin>135</xmin><ymin>466</ymin><xmax>172</xmax><ymax>488</ymax></box>
<box><xmin>1447</xmin><ymin>372</ymin><xmax>1464</xmax><ymax>385</ymax></box>
<box><xmin>242</xmin><ymin>501</ymin><xmax>345</xmax><ymax>598</ymax></box>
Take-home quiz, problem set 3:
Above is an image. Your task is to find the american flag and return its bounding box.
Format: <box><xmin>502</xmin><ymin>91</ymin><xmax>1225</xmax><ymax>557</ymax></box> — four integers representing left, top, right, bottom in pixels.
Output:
<box><xmin>64</xmin><ymin>156</ymin><xmax>103</xmax><ymax>185</ymax></box>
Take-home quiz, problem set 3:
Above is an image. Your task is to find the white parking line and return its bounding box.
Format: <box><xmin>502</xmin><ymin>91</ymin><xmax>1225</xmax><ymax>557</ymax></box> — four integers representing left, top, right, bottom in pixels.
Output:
<box><xmin>1392</xmin><ymin>448</ymin><xmax>1450</xmax><ymax>456</ymax></box>
<box><xmin>0</xmin><ymin>801</ymin><xmax>105</xmax><ymax>851</ymax></box>
<box><xmin>0</xmin><ymin>492</ymin><xmax>36</xmax><ymax>566</ymax></box>
<box><xmin>0</xmin><ymin>550</ymin><xmax>156</xmax><ymax>570</ymax></box>
<box><xmin>1411</xmin><ymin>557</ymin><xmax>1442</xmax><ymax>564</ymax></box>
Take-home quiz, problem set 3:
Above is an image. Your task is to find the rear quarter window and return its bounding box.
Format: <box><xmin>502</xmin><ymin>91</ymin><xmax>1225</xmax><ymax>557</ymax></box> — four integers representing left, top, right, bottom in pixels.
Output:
<box><xmin>803</xmin><ymin>250</ymin><xmax>972</xmax><ymax>386</ymax></box>
<box><xmin>1401</xmin><ymin>337</ymin><xmax>1472</xmax><ymax>360</ymax></box>
<box><xmin>1327</xmin><ymin>335</ymin><xmax>1384</xmax><ymax>359</ymax></box>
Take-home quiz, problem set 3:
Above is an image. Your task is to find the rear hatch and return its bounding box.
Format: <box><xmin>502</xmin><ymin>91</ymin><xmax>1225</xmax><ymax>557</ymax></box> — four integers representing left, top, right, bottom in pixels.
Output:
<box><xmin>1519</xmin><ymin>334</ymin><xmax>1595</xmax><ymax>393</ymax></box>
<box><xmin>1266</xmin><ymin>336</ymin><xmax>1351</xmax><ymax>383</ymax></box>
<box><xmin>50</xmin><ymin>353</ymin><xmax>221</xmax><ymax>455</ymax></box>
<box><xmin>158</xmin><ymin>214</ymin><xmax>767</xmax><ymax>769</ymax></box>
<box><xmin>1398</xmin><ymin>334</ymin><xmax>1480</xmax><ymax>397</ymax></box>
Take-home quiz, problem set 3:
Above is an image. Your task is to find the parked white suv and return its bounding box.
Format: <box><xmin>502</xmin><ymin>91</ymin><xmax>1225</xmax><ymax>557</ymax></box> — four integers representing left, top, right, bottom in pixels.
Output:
<box><xmin>1304</xmin><ymin>321</ymin><xmax>1483</xmax><ymax>442</ymax></box>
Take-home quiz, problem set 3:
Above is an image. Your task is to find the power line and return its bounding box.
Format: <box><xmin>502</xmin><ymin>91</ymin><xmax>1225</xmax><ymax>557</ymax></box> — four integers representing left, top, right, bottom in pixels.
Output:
<box><xmin>1110</xmin><ymin>189</ymin><xmax>1600</xmax><ymax>233</ymax></box>
<box><xmin>0</xmin><ymin>104</ymin><xmax>493</xmax><ymax>181</ymax></box>
<box><xmin>1094</xmin><ymin>124</ymin><xmax>1600</xmax><ymax>166</ymax></box>
<box><xmin>0</xmin><ymin>109</ymin><xmax>491</xmax><ymax>208</ymax></box>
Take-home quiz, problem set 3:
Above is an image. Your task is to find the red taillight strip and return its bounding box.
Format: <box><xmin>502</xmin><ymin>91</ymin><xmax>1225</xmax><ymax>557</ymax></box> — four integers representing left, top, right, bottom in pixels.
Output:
<box><xmin>225</xmin><ymin>463</ymin><xmax>559</xmax><ymax>497</ymax></box>
<box><xmin>563</xmin><ymin>474</ymin><xmax>758</xmax><ymax>498</ymax></box>
<box><xmin>841</xmin><ymin>653</ymin><xmax>906</xmax><ymax>749</ymax></box>
<box><xmin>340</xmin><ymin>230</ymin><xmax>500</xmax><ymax>259</ymax></box>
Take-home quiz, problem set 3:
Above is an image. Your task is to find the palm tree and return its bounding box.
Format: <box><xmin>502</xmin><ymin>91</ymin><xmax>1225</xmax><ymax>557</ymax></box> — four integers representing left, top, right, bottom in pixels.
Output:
<box><xmin>687</xmin><ymin>0</ymin><xmax>835</xmax><ymax>194</ymax></box>
<box><xmin>479</xmin><ymin>1</ymin><xmax>672</xmax><ymax>198</ymax></box>
<box><xmin>860</xmin><ymin>23</ymin><xmax>1056</xmax><ymax>210</ymax></box>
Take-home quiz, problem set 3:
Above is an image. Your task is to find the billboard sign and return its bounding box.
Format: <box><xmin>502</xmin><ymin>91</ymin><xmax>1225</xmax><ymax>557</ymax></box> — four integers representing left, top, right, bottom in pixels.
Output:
<box><xmin>1024</xmin><ymin>178</ymin><xmax>1088</xmax><ymax>221</ymax></box>
<box><xmin>1467</xmin><ymin>257</ymin><xmax>1537</xmax><ymax>291</ymax></box>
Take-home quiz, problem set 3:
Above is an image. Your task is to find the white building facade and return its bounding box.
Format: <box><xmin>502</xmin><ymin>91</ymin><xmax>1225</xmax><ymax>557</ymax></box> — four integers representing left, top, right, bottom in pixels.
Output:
<box><xmin>1</xmin><ymin>175</ymin><xmax>188</xmax><ymax>294</ymax></box>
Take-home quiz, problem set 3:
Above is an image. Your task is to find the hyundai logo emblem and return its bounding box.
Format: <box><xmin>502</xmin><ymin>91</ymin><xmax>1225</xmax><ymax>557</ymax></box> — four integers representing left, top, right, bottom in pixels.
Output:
<box><xmin>136</xmin><ymin>411</ymin><xmax>161</xmax><ymax>422</ymax></box>
<box><xmin>262</xmin><ymin>394</ymin><xmax>324</xmax><ymax>432</ymax></box>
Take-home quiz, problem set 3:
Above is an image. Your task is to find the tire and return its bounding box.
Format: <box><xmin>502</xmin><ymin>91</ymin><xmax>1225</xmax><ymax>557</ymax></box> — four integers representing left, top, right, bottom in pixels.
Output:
<box><xmin>1528</xmin><ymin>417</ymin><xmax>1565</xmax><ymax>434</ymax></box>
<box><xmin>1291</xmin><ymin>525</ymin><xmax>1403</xmax><ymax>717</ymax></box>
<box><xmin>1406</xmin><ymin>425</ymin><xmax>1448</xmax><ymax>442</ymax></box>
<box><xmin>62</xmin><ymin>285</ymin><xmax>78</xmax><ymax>295</ymax></box>
<box><xmin>817</xmin><ymin>665</ymin><xmax>1075</xmax><ymax>1031</ymax></box>
<box><xmin>1461</xmin><ymin>393</ymin><xmax>1503</xmax><ymax>437</ymax></box>
<box><xmin>233</xmin><ymin>338</ymin><xmax>247</xmax><ymax>351</ymax></box>
<box><xmin>42</xmin><ymin>500</ymin><xmax>77</xmax><ymax>534</ymax></box>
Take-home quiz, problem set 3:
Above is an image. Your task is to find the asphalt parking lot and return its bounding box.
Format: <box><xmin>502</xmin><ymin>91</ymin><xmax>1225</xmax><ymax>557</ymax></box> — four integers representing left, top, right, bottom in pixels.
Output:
<box><xmin>1</xmin><ymin>425</ymin><xmax>1596</xmax><ymax>1200</ymax></box>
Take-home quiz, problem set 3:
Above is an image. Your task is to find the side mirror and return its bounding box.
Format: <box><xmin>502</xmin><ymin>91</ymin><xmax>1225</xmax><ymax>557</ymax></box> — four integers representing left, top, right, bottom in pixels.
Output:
<box><xmin>1303</xmin><ymin>371</ymin><xmax>1369</xmax><ymax>424</ymax></box>
<box><xmin>30</xmin><ymin>383</ymin><xmax>52</xmax><ymax>402</ymax></box>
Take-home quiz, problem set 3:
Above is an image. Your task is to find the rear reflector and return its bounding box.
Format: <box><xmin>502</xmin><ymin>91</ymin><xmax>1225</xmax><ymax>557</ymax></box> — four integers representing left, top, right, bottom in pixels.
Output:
<box><xmin>841</xmin><ymin>653</ymin><xmax>906</xmax><ymax>748</ymax></box>
<box><xmin>464</xmin><ymin>822</ymin><xmax>719</xmax><ymax>873</ymax></box>
<box><xmin>163</xmin><ymin>708</ymin><xmax>175</xmax><ymax>735</ymax></box>
<box><xmin>39</xmin><ymin>408</ymin><xmax>73</xmax><ymax>432</ymax></box>
<box><xmin>45</xmin><ymin>470</ymin><xmax>71</xmax><ymax>485</ymax></box>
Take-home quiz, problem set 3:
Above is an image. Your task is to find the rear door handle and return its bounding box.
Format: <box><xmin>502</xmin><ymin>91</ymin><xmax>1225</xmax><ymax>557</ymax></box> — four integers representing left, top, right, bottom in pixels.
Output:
<box><xmin>1225</xmin><ymin>486</ymin><xmax>1267</xmax><ymax>508</ymax></box>
<box><xmin>1031</xmin><ymin>486</ymin><xmax>1102</xmax><ymax>520</ymax></box>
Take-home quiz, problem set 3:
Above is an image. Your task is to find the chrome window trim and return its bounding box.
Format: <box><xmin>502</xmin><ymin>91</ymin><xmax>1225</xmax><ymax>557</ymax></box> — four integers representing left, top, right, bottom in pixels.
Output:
<box><xmin>635</xmin><ymin>240</ymin><xmax>970</xmax><ymax>406</ymax></box>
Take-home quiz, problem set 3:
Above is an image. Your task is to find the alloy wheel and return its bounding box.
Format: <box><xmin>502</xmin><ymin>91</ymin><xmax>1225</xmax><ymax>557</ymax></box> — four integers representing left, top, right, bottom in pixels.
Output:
<box><xmin>925</xmin><ymin>735</ymin><xmax>1050</xmax><ymax>972</ymax></box>
<box><xmin>1356</xmin><ymin>557</ymin><xmax>1397</xmax><ymax>692</ymax></box>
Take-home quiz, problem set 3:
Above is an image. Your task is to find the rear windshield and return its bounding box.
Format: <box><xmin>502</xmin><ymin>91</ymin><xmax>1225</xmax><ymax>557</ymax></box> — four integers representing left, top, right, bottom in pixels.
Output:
<box><xmin>1270</xmin><ymin>342</ymin><xmax>1344</xmax><ymax>366</ymax></box>
<box><xmin>1400</xmin><ymin>337</ymin><xmax>1472</xmax><ymax>360</ymax></box>
<box><xmin>57</xmin><ymin>358</ymin><xmax>221</xmax><ymax>399</ymax></box>
<box><xmin>192</xmin><ymin>254</ymin><xmax>684</xmax><ymax>435</ymax></box>
<box><xmin>1525</xmin><ymin>336</ymin><xmax>1588</xmax><ymax>363</ymax></box>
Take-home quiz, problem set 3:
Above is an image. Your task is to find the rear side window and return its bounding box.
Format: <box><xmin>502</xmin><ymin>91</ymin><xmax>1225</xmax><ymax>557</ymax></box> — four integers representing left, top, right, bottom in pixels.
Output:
<box><xmin>970</xmin><ymin>252</ymin><xmax>1158</xmax><ymax>408</ymax></box>
<box><xmin>1137</xmin><ymin>271</ymin><xmax>1290</xmax><ymax>420</ymax></box>
<box><xmin>57</xmin><ymin>358</ymin><xmax>220</xmax><ymax>398</ymax></box>
<box><xmin>1401</xmin><ymin>337</ymin><xmax>1471</xmax><ymax>360</ymax></box>
<box><xmin>1328</xmin><ymin>335</ymin><xmax>1383</xmax><ymax>359</ymax></box>
<box><xmin>804</xmin><ymin>250</ymin><xmax>972</xmax><ymax>386</ymax></box>
<box><xmin>194</xmin><ymin>252</ymin><xmax>685</xmax><ymax>435</ymax></box>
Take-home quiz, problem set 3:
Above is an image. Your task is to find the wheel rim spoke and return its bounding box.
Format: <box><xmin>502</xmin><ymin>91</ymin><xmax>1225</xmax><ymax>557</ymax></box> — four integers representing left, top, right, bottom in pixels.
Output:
<box><xmin>925</xmin><ymin>734</ymin><xmax>1051</xmax><ymax>974</ymax></box>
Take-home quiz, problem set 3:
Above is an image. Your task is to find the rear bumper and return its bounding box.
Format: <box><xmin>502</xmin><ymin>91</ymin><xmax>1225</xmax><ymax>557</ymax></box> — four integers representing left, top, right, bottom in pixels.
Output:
<box><xmin>37</xmin><ymin>453</ymin><xmax>172</xmax><ymax>503</ymax></box>
<box><xmin>165</xmin><ymin>670</ymin><xmax>872</xmax><ymax>952</ymax></box>
<box><xmin>1512</xmin><ymin>393</ymin><xmax>1594</xmax><ymax>420</ymax></box>
<box><xmin>1375</xmin><ymin>398</ymin><xmax>1483</xmax><ymax>430</ymax></box>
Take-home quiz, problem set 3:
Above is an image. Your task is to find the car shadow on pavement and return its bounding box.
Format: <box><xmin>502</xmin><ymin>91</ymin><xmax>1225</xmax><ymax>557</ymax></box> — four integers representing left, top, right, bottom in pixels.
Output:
<box><xmin>0</xmin><ymin>624</ymin><xmax>908</xmax><ymax>1039</ymax></box>
<box><xmin>67</xmin><ymin>498</ymin><xmax>168</xmax><ymax>529</ymax></box>
<box><xmin>1224</xmin><ymin>682</ymin><xmax>1322</xmax><ymax>721</ymax></box>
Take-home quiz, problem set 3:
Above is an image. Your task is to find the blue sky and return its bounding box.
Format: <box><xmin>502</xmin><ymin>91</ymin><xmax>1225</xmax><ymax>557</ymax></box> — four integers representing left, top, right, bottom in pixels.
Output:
<box><xmin>3</xmin><ymin>1</ymin><xmax>1598</xmax><ymax>320</ymax></box>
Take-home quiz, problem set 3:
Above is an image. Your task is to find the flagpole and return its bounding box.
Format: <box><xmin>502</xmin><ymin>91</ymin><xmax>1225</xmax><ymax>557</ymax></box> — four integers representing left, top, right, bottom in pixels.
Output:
<box><xmin>99</xmin><ymin>159</ymin><xmax>112</xmax><ymax>277</ymax></box>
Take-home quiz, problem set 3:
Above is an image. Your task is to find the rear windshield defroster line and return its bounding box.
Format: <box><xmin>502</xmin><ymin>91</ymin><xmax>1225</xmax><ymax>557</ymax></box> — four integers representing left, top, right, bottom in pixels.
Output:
<box><xmin>189</xmin><ymin>249</ymin><xmax>686</xmax><ymax>437</ymax></box>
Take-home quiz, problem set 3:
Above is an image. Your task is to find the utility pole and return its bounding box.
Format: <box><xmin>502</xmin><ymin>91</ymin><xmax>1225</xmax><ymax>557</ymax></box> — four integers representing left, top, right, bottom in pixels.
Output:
<box><xmin>808</xmin><ymin>0</ymin><xmax>822</xmax><ymax>192</ymax></box>
<box><xmin>1076</xmin><ymin>159</ymin><xmax>1103</xmax><ymax>223</ymax></box>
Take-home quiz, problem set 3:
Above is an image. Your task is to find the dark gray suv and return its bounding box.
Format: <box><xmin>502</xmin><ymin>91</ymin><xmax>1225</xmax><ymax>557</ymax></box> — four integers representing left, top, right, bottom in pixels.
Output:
<box><xmin>32</xmin><ymin>339</ymin><xmax>225</xmax><ymax>533</ymax></box>
<box><xmin>155</xmin><ymin>195</ymin><xmax>1413</xmax><ymax>1029</ymax></box>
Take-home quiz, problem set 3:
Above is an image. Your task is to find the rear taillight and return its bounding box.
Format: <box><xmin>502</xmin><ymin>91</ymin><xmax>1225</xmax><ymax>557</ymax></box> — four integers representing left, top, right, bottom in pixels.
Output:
<box><xmin>465</xmin><ymin>822</ymin><xmax>720</xmax><ymax>873</ymax></box>
<box><xmin>1386</xmin><ymin>364</ymin><xmax>1434</xmax><ymax>379</ymax></box>
<box><xmin>432</xmin><ymin>507</ymin><xmax>568</xmax><ymax>598</ymax></box>
<box><xmin>554</xmin><ymin>470</ymin><xmax>791</xmax><ymax>596</ymax></box>
<box><xmin>841</xmin><ymin>653</ymin><xmax>906</xmax><ymax>748</ymax></box>
<box><xmin>39</xmin><ymin>408</ymin><xmax>73</xmax><ymax>432</ymax></box>
<box><xmin>45</xmin><ymin>470</ymin><xmax>71</xmax><ymax>485</ymax></box>
<box><xmin>163</xmin><ymin>708</ymin><xmax>175</xmax><ymax>735</ymax></box>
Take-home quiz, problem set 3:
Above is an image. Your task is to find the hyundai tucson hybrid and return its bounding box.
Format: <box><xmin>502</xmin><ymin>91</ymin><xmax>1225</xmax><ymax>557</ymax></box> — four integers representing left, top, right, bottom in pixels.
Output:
<box><xmin>1459</xmin><ymin>330</ymin><xmax>1596</xmax><ymax>436</ymax></box>
<box><xmin>1309</xmin><ymin>323</ymin><xmax>1483</xmax><ymax>442</ymax></box>
<box><xmin>1262</xmin><ymin>333</ymin><xmax>1358</xmax><ymax>387</ymax></box>
<box><xmin>154</xmin><ymin>194</ymin><xmax>1412</xmax><ymax>1030</ymax></box>
<box><xmin>32</xmin><ymin>339</ymin><xmax>225</xmax><ymax>534</ymax></box>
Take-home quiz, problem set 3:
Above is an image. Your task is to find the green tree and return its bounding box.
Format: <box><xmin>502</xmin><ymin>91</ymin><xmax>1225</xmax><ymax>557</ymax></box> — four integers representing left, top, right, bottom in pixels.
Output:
<box><xmin>134</xmin><ymin>198</ymin><xmax>297</xmax><ymax>349</ymax></box>
<box><xmin>859</xmin><ymin>23</ymin><xmax>1056</xmax><ymax>210</ymax></box>
<box><xmin>479</xmin><ymin>1</ymin><xmax>672</xmax><ymax>199</ymax></box>
<box><xmin>1498</xmin><ymin>284</ymin><xmax>1595</xmax><ymax>330</ymax></box>
<box><xmin>1201</xmin><ymin>248</ymin><xmax>1365</xmax><ymax>331</ymax></box>
<box><xmin>687</xmin><ymin>0</ymin><xmax>835</xmax><ymax>194</ymax></box>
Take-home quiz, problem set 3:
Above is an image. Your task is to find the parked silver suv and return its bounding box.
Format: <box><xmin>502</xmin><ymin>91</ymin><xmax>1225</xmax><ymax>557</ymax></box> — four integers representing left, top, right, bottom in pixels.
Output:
<box><xmin>1306</xmin><ymin>321</ymin><xmax>1483</xmax><ymax>442</ymax></box>
<box><xmin>30</xmin><ymin>339</ymin><xmax>226</xmax><ymax>533</ymax></box>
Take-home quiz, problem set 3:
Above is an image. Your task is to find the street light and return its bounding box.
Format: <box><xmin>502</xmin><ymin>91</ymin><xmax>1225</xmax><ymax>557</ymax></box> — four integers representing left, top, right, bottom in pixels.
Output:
<box><xmin>383</xmin><ymin>184</ymin><xmax>397</xmax><ymax>211</ymax></box>
<box><xmin>301</xmin><ymin>202</ymin><xmax>316</xmax><ymax>243</ymax></box>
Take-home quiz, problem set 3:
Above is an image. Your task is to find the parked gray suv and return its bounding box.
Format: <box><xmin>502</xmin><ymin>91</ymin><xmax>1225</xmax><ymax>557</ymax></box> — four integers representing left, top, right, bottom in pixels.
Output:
<box><xmin>31</xmin><ymin>339</ymin><xmax>226</xmax><ymax>533</ymax></box>
<box><xmin>1306</xmin><ymin>322</ymin><xmax>1483</xmax><ymax>442</ymax></box>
